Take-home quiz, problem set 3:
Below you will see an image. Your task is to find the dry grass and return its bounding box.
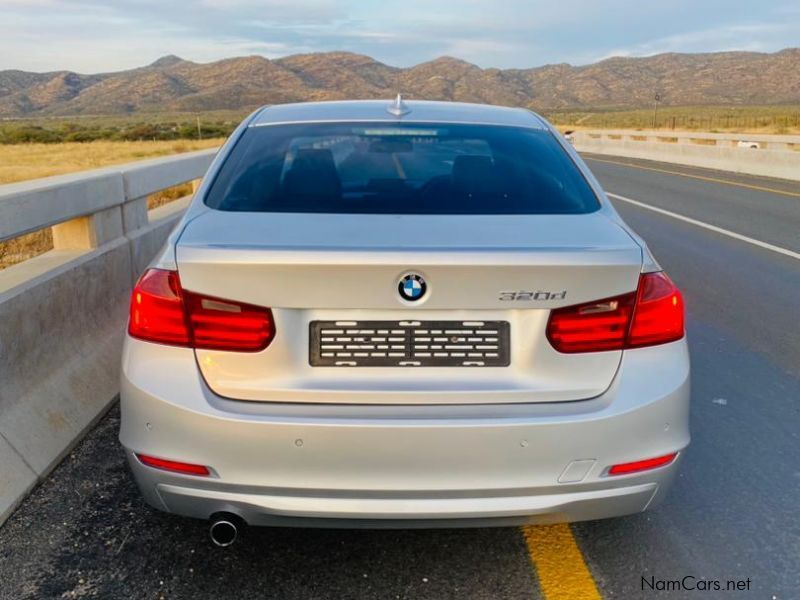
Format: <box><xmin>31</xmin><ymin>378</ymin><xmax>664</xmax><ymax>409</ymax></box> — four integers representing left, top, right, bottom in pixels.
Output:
<box><xmin>546</xmin><ymin>105</ymin><xmax>800</xmax><ymax>134</ymax></box>
<box><xmin>0</xmin><ymin>139</ymin><xmax>223</xmax><ymax>270</ymax></box>
<box><xmin>0</xmin><ymin>138</ymin><xmax>223</xmax><ymax>186</ymax></box>
<box><xmin>0</xmin><ymin>229</ymin><xmax>53</xmax><ymax>270</ymax></box>
<box><xmin>148</xmin><ymin>182</ymin><xmax>196</xmax><ymax>210</ymax></box>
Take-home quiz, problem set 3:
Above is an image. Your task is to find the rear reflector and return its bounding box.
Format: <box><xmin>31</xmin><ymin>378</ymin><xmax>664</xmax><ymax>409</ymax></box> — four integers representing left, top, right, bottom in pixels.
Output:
<box><xmin>546</xmin><ymin>271</ymin><xmax>684</xmax><ymax>353</ymax></box>
<box><xmin>136</xmin><ymin>453</ymin><xmax>210</xmax><ymax>476</ymax></box>
<box><xmin>128</xmin><ymin>268</ymin><xmax>275</xmax><ymax>352</ymax></box>
<box><xmin>608</xmin><ymin>452</ymin><xmax>677</xmax><ymax>476</ymax></box>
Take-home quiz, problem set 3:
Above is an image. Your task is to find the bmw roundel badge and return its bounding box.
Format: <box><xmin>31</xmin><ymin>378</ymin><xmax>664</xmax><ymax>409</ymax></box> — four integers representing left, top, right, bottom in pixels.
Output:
<box><xmin>398</xmin><ymin>273</ymin><xmax>427</xmax><ymax>302</ymax></box>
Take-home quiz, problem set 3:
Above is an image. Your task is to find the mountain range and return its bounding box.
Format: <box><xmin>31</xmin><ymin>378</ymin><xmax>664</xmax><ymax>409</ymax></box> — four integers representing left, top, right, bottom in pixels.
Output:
<box><xmin>1</xmin><ymin>48</ymin><xmax>798</xmax><ymax>117</ymax></box>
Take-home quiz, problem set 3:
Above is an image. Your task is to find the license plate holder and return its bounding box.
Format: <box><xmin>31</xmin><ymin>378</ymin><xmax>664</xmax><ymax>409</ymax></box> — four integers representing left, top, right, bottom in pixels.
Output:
<box><xmin>309</xmin><ymin>320</ymin><xmax>510</xmax><ymax>367</ymax></box>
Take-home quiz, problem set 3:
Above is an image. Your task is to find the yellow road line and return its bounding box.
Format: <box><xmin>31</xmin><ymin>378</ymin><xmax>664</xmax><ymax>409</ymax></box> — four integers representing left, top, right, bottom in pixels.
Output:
<box><xmin>584</xmin><ymin>156</ymin><xmax>800</xmax><ymax>199</ymax></box>
<box><xmin>522</xmin><ymin>524</ymin><xmax>602</xmax><ymax>600</ymax></box>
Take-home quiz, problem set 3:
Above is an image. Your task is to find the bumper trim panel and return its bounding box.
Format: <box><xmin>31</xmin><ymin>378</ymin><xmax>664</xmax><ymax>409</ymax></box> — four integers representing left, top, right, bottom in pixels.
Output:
<box><xmin>156</xmin><ymin>481</ymin><xmax>658</xmax><ymax>525</ymax></box>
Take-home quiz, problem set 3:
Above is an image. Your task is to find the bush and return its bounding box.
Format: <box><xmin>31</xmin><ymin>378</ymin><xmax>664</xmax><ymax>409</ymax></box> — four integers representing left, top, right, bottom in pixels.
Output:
<box><xmin>63</xmin><ymin>129</ymin><xmax>108</xmax><ymax>142</ymax></box>
<box><xmin>0</xmin><ymin>117</ymin><xmax>238</xmax><ymax>145</ymax></box>
<box><xmin>0</xmin><ymin>126</ymin><xmax>62</xmax><ymax>144</ymax></box>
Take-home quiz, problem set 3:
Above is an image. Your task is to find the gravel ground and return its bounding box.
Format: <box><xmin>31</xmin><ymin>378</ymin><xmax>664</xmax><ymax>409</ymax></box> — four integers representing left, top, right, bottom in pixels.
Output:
<box><xmin>0</xmin><ymin>404</ymin><xmax>539</xmax><ymax>600</ymax></box>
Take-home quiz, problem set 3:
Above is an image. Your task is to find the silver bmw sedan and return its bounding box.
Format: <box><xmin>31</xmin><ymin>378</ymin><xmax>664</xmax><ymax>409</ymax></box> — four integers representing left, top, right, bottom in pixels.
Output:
<box><xmin>120</xmin><ymin>98</ymin><xmax>689</xmax><ymax>546</ymax></box>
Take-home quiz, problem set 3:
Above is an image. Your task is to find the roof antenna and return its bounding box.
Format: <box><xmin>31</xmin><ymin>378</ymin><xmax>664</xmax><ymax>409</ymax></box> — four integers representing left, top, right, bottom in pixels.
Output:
<box><xmin>386</xmin><ymin>93</ymin><xmax>410</xmax><ymax>117</ymax></box>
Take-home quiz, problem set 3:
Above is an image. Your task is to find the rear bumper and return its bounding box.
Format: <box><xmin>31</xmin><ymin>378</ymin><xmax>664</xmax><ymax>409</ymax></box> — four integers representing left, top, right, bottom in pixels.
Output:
<box><xmin>131</xmin><ymin>470</ymin><xmax>668</xmax><ymax>528</ymax></box>
<box><xmin>120</xmin><ymin>337</ymin><xmax>690</xmax><ymax>527</ymax></box>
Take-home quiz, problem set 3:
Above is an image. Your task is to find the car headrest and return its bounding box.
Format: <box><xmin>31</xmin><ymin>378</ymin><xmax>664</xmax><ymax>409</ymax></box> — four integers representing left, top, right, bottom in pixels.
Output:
<box><xmin>452</xmin><ymin>155</ymin><xmax>499</xmax><ymax>195</ymax></box>
<box><xmin>283</xmin><ymin>148</ymin><xmax>341</xmax><ymax>199</ymax></box>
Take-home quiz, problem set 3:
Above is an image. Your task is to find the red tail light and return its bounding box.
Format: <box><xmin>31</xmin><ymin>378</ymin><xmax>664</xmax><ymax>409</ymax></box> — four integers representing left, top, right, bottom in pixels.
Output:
<box><xmin>627</xmin><ymin>271</ymin><xmax>684</xmax><ymax>348</ymax></box>
<box><xmin>545</xmin><ymin>292</ymin><xmax>635</xmax><ymax>353</ymax></box>
<box><xmin>136</xmin><ymin>453</ymin><xmax>210</xmax><ymax>476</ymax></box>
<box><xmin>129</xmin><ymin>269</ymin><xmax>191</xmax><ymax>346</ymax></box>
<box><xmin>546</xmin><ymin>271</ymin><xmax>684</xmax><ymax>353</ymax></box>
<box><xmin>608</xmin><ymin>452</ymin><xmax>677</xmax><ymax>476</ymax></box>
<box><xmin>128</xmin><ymin>268</ymin><xmax>275</xmax><ymax>352</ymax></box>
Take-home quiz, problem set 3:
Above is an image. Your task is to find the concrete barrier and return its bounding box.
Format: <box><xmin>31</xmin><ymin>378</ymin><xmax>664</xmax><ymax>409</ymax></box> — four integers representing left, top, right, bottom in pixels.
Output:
<box><xmin>0</xmin><ymin>149</ymin><xmax>216</xmax><ymax>524</ymax></box>
<box><xmin>572</xmin><ymin>130</ymin><xmax>800</xmax><ymax>181</ymax></box>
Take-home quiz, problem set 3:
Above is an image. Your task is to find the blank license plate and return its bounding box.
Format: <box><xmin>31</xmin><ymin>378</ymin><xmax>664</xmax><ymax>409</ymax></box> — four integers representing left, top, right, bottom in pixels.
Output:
<box><xmin>309</xmin><ymin>320</ymin><xmax>510</xmax><ymax>367</ymax></box>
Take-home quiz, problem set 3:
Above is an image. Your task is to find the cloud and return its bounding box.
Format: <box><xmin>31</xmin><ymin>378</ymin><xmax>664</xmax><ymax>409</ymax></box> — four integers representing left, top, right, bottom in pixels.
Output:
<box><xmin>199</xmin><ymin>0</ymin><xmax>345</xmax><ymax>22</ymax></box>
<box><xmin>0</xmin><ymin>0</ymin><xmax>60</xmax><ymax>5</ymax></box>
<box><xmin>591</xmin><ymin>22</ymin><xmax>800</xmax><ymax>62</ymax></box>
<box><xmin>773</xmin><ymin>2</ymin><xmax>800</xmax><ymax>14</ymax></box>
<box><xmin>0</xmin><ymin>0</ymin><xmax>798</xmax><ymax>72</ymax></box>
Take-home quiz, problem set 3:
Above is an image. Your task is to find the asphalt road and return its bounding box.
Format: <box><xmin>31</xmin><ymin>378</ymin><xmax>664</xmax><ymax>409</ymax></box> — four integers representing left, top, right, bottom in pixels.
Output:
<box><xmin>575</xmin><ymin>155</ymin><xmax>800</xmax><ymax>598</ymax></box>
<box><xmin>1</xmin><ymin>154</ymin><xmax>798</xmax><ymax>599</ymax></box>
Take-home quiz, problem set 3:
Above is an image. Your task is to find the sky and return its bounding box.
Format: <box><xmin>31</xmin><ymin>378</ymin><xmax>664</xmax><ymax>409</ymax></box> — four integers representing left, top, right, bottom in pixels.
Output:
<box><xmin>1</xmin><ymin>0</ymin><xmax>799</xmax><ymax>73</ymax></box>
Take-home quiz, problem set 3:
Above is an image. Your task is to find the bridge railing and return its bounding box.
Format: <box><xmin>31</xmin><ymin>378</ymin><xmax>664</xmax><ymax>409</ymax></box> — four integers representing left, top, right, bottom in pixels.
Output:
<box><xmin>571</xmin><ymin>130</ymin><xmax>800</xmax><ymax>181</ymax></box>
<box><xmin>0</xmin><ymin>149</ymin><xmax>216</xmax><ymax>524</ymax></box>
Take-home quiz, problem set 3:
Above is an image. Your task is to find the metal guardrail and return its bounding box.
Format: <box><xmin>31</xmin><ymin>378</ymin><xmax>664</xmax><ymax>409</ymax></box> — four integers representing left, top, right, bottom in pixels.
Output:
<box><xmin>0</xmin><ymin>148</ymin><xmax>216</xmax><ymax>524</ymax></box>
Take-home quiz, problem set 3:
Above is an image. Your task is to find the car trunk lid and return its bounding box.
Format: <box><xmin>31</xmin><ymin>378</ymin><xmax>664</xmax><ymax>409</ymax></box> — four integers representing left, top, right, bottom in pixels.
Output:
<box><xmin>176</xmin><ymin>210</ymin><xmax>642</xmax><ymax>404</ymax></box>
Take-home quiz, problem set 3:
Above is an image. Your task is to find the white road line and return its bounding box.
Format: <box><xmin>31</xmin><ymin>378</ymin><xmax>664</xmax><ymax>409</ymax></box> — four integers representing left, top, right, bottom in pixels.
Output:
<box><xmin>607</xmin><ymin>192</ymin><xmax>800</xmax><ymax>261</ymax></box>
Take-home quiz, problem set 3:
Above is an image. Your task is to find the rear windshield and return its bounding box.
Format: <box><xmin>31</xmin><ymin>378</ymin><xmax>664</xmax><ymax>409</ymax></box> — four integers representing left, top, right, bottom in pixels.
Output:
<box><xmin>205</xmin><ymin>122</ymin><xmax>599</xmax><ymax>214</ymax></box>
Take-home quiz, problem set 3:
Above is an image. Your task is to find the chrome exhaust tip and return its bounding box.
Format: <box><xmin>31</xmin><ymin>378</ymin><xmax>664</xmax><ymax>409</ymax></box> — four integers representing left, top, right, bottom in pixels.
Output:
<box><xmin>209</xmin><ymin>515</ymin><xmax>239</xmax><ymax>547</ymax></box>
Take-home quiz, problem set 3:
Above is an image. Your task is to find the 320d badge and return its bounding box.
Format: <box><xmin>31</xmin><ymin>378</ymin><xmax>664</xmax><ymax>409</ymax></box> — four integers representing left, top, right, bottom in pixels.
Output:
<box><xmin>499</xmin><ymin>290</ymin><xmax>567</xmax><ymax>301</ymax></box>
